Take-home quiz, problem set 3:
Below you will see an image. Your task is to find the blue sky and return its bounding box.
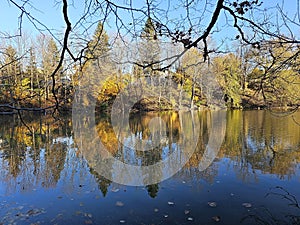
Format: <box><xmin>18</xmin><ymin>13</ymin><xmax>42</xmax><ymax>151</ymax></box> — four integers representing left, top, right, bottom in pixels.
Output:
<box><xmin>0</xmin><ymin>0</ymin><xmax>299</xmax><ymax>43</ymax></box>
<box><xmin>0</xmin><ymin>1</ymin><xmax>82</xmax><ymax>35</ymax></box>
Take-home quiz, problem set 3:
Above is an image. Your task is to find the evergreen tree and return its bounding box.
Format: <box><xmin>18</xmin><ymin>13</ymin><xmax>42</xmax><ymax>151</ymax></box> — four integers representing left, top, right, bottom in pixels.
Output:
<box><xmin>138</xmin><ymin>17</ymin><xmax>161</xmax><ymax>82</ymax></box>
<box><xmin>1</xmin><ymin>45</ymin><xmax>22</xmax><ymax>105</ymax></box>
<box><xmin>85</xmin><ymin>21</ymin><xmax>110</xmax><ymax>67</ymax></box>
<box><xmin>2</xmin><ymin>45</ymin><xmax>21</xmax><ymax>80</ymax></box>
<box><xmin>83</xmin><ymin>21</ymin><xmax>111</xmax><ymax>73</ymax></box>
<box><xmin>81</xmin><ymin>21</ymin><xmax>112</xmax><ymax>104</ymax></box>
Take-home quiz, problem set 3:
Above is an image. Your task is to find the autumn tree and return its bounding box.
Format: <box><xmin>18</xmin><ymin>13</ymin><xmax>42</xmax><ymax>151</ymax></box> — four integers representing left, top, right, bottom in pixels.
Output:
<box><xmin>80</xmin><ymin>21</ymin><xmax>114</xmax><ymax>105</ymax></box>
<box><xmin>213</xmin><ymin>53</ymin><xmax>243</xmax><ymax>108</ymax></box>
<box><xmin>175</xmin><ymin>48</ymin><xmax>205</xmax><ymax>109</ymax></box>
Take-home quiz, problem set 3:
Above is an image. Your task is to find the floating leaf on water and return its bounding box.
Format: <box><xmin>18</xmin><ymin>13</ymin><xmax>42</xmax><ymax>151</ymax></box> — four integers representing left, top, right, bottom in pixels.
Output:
<box><xmin>111</xmin><ymin>188</ymin><xmax>120</xmax><ymax>193</ymax></box>
<box><xmin>208</xmin><ymin>202</ymin><xmax>217</xmax><ymax>207</ymax></box>
<box><xmin>187</xmin><ymin>217</ymin><xmax>193</xmax><ymax>221</ymax></box>
<box><xmin>154</xmin><ymin>208</ymin><xmax>159</xmax><ymax>212</ymax></box>
<box><xmin>116</xmin><ymin>201</ymin><xmax>124</xmax><ymax>207</ymax></box>
<box><xmin>212</xmin><ymin>216</ymin><xmax>221</xmax><ymax>222</ymax></box>
<box><xmin>75</xmin><ymin>211</ymin><xmax>82</xmax><ymax>215</ymax></box>
<box><xmin>120</xmin><ymin>220</ymin><xmax>126</xmax><ymax>223</ymax></box>
<box><xmin>85</xmin><ymin>219</ymin><xmax>93</xmax><ymax>224</ymax></box>
<box><xmin>168</xmin><ymin>201</ymin><xmax>175</xmax><ymax>206</ymax></box>
<box><xmin>242</xmin><ymin>203</ymin><xmax>252</xmax><ymax>208</ymax></box>
<box><xmin>184</xmin><ymin>210</ymin><xmax>190</xmax><ymax>215</ymax></box>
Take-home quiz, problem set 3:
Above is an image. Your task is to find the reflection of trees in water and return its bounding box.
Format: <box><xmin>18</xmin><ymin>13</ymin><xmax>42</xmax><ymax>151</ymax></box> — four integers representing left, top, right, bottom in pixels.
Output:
<box><xmin>89</xmin><ymin>167</ymin><xmax>112</xmax><ymax>197</ymax></box>
<box><xmin>222</xmin><ymin>110</ymin><xmax>300</xmax><ymax>181</ymax></box>
<box><xmin>42</xmin><ymin>142</ymin><xmax>67</xmax><ymax>188</ymax></box>
<box><xmin>173</xmin><ymin>110</ymin><xmax>300</xmax><ymax>184</ymax></box>
<box><xmin>93</xmin><ymin>110</ymin><xmax>218</xmax><ymax>194</ymax></box>
<box><xmin>146</xmin><ymin>183</ymin><xmax>159</xmax><ymax>198</ymax></box>
<box><xmin>129</xmin><ymin>112</ymin><xmax>181</xmax><ymax>141</ymax></box>
<box><xmin>0</xmin><ymin>110</ymin><xmax>299</xmax><ymax>196</ymax></box>
<box><xmin>0</xmin><ymin>114</ymin><xmax>72</xmax><ymax>192</ymax></box>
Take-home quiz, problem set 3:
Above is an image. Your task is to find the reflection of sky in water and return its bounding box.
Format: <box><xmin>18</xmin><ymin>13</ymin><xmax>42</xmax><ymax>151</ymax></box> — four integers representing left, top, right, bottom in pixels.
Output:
<box><xmin>120</xmin><ymin>134</ymin><xmax>177</xmax><ymax>166</ymax></box>
<box><xmin>53</xmin><ymin>136</ymin><xmax>74</xmax><ymax>146</ymax></box>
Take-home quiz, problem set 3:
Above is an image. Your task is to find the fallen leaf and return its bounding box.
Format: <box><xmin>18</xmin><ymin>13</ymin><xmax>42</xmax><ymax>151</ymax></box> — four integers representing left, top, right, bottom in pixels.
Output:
<box><xmin>212</xmin><ymin>216</ymin><xmax>221</xmax><ymax>222</ymax></box>
<box><xmin>75</xmin><ymin>211</ymin><xmax>82</xmax><ymax>215</ymax></box>
<box><xmin>184</xmin><ymin>210</ymin><xmax>190</xmax><ymax>215</ymax></box>
<box><xmin>85</xmin><ymin>220</ymin><xmax>93</xmax><ymax>224</ymax></box>
<box><xmin>84</xmin><ymin>213</ymin><xmax>92</xmax><ymax>218</ymax></box>
<box><xmin>208</xmin><ymin>202</ymin><xmax>217</xmax><ymax>207</ymax></box>
<box><xmin>111</xmin><ymin>188</ymin><xmax>120</xmax><ymax>193</ymax></box>
<box><xmin>116</xmin><ymin>201</ymin><xmax>124</xmax><ymax>207</ymax></box>
<box><xmin>242</xmin><ymin>203</ymin><xmax>252</xmax><ymax>208</ymax></box>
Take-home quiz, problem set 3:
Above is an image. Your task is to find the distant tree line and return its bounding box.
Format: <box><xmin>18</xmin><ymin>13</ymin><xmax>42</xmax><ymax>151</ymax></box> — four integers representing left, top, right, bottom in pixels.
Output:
<box><xmin>0</xmin><ymin>18</ymin><xmax>299</xmax><ymax>113</ymax></box>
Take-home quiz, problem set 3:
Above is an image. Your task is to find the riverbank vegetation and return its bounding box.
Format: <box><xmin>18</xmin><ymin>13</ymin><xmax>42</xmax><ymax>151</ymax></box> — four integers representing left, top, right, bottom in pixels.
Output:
<box><xmin>1</xmin><ymin>1</ymin><xmax>300</xmax><ymax>113</ymax></box>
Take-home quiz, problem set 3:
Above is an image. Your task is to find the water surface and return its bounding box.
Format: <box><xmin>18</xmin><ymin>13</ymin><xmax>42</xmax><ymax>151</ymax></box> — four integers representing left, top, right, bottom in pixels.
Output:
<box><xmin>0</xmin><ymin>110</ymin><xmax>300</xmax><ymax>225</ymax></box>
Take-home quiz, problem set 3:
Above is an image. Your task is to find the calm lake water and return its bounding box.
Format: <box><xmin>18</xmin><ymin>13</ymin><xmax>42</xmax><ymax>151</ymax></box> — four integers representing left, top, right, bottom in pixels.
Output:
<box><xmin>0</xmin><ymin>110</ymin><xmax>300</xmax><ymax>225</ymax></box>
